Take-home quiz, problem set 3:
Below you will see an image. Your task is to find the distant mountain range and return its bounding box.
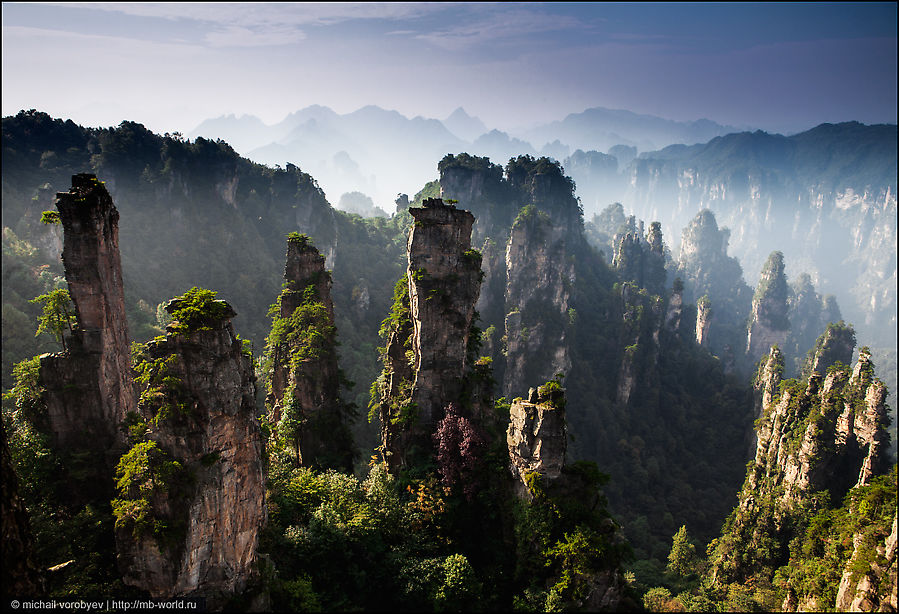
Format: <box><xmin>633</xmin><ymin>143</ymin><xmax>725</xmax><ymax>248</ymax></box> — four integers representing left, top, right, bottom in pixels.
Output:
<box><xmin>187</xmin><ymin>104</ymin><xmax>750</xmax><ymax>209</ymax></box>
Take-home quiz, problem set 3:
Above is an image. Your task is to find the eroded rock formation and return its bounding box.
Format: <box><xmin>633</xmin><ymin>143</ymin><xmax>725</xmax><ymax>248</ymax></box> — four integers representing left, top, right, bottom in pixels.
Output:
<box><xmin>675</xmin><ymin>209</ymin><xmax>752</xmax><ymax>360</ymax></box>
<box><xmin>116</xmin><ymin>297</ymin><xmax>266</xmax><ymax>600</ymax></box>
<box><xmin>378</xmin><ymin>198</ymin><xmax>484</xmax><ymax>471</ymax></box>
<box><xmin>265</xmin><ymin>234</ymin><xmax>354</xmax><ymax>471</ymax></box>
<box><xmin>746</xmin><ymin>251</ymin><xmax>790</xmax><ymax>364</ymax></box>
<box><xmin>835</xmin><ymin>513</ymin><xmax>898</xmax><ymax>612</ymax></box>
<box><xmin>39</xmin><ymin>174</ymin><xmax>135</xmax><ymax>457</ymax></box>
<box><xmin>506</xmin><ymin>384</ymin><xmax>567</xmax><ymax>500</ymax></box>
<box><xmin>715</xmin><ymin>345</ymin><xmax>890</xmax><ymax>584</ymax></box>
<box><xmin>503</xmin><ymin>207</ymin><xmax>573</xmax><ymax>399</ymax></box>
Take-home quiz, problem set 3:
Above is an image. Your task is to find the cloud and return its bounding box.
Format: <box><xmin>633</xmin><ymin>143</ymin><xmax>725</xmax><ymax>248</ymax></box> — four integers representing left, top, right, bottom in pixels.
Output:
<box><xmin>55</xmin><ymin>2</ymin><xmax>445</xmax><ymax>28</ymax></box>
<box><xmin>414</xmin><ymin>7</ymin><xmax>587</xmax><ymax>51</ymax></box>
<box><xmin>203</xmin><ymin>24</ymin><xmax>306</xmax><ymax>47</ymax></box>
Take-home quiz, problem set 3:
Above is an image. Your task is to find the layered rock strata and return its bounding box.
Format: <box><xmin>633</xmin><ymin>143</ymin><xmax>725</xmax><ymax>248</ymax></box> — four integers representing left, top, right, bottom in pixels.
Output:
<box><xmin>39</xmin><ymin>174</ymin><xmax>135</xmax><ymax>456</ymax></box>
<box><xmin>116</xmin><ymin>299</ymin><xmax>266</xmax><ymax>600</ymax></box>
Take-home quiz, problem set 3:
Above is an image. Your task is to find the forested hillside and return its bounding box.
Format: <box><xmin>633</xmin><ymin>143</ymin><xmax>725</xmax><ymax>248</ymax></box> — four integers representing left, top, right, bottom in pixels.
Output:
<box><xmin>2</xmin><ymin>110</ymin><xmax>895</xmax><ymax>611</ymax></box>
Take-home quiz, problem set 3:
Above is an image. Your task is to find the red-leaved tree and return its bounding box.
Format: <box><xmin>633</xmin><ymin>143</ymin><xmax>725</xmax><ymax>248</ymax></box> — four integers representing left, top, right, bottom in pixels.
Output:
<box><xmin>433</xmin><ymin>403</ymin><xmax>487</xmax><ymax>500</ymax></box>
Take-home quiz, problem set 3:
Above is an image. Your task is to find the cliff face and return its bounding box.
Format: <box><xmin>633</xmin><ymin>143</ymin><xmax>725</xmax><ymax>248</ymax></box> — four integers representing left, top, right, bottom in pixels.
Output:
<box><xmin>39</xmin><ymin>174</ymin><xmax>135</xmax><ymax>457</ymax></box>
<box><xmin>802</xmin><ymin>321</ymin><xmax>856</xmax><ymax>378</ymax></box>
<box><xmin>714</xmin><ymin>344</ymin><xmax>891</xmax><ymax>586</ymax></box>
<box><xmin>116</xmin><ymin>296</ymin><xmax>266</xmax><ymax>600</ymax></box>
<box><xmin>675</xmin><ymin>209</ymin><xmax>752</xmax><ymax>359</ymax></box>
<box><xmin>408</xmin><ymin>201</ymin><xmax>482</xmax><ymax>428</ymax></box>
<box><xmin>834</xmin><ymin>513</ymin><xmax>898</xmax><ymax>612</ymax></box>
<box><xmin>437</xmin><ymin>155</ymin><xmax>513</xmax><ymax>243</ymax></box>
<box><xmin>746</xmin><ymin>251</ymin><xmax>790</xmax><ymax>364</ymax></box>
<box><xmin>503</xmin><ymin>207</ymin><xmax>573</xmax><ymax>398</ymax></box>
<box><xmin>612</xmin><ymin>219</ymin><xmax>667</xmax><ymax>295</ymax></box>
<box><xmin>506</xmin><ymin>385</ymin><xmax>567</xmax><ymax>500</ymax></box>
<box><xmin>378</xmin><ymin>199</ymin><xmax>483</xmax><ymax>471</ymax></box>
<box><xmin>624</xmin><ymin>123</ymin><xmax>897</xmax><ymax>342</ymax></box>
<box><xmin>265</xmin><ymin>234</ymin><xmax>354</xmax><ymax>471</ymax></box>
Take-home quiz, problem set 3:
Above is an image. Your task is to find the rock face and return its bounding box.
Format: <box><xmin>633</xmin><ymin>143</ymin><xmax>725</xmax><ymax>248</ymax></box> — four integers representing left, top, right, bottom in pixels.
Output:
<box><xmin>408</xmin><ymin>200</ymin><xmax>482</xmax><ymax>429</ymax></box>
<box><xmin>39</xmin><ymin>174</ymin><xmax>135</xmax><ymax>456</ymax></box>
<box><xmin>675</xmin><ymin>209</ymin><xmax>752</xmax><ymax>360</ymax></box>
<box><xmin>437</xmin><ymin>155</ymin><xmax>514</xmax><ymax>244</ymax></box>
<box><xmin>835</xmin><ymin>513</ymin><xmax>898</xmax><ymax>612</ymax></box>
<box><xmin>715</xmin><ymin>345</ymin><xmax>890</xmax><ymax>583</ymax></box>
<box><xmin>802</xmin><ymin>321</ymin><xmax>856</xmax><ymax>378</ymax></box>
<box><xmin>695</xmin><ymin>295</ymin><xmax>712</xmax><ymax>347</ymax></box>
<box><xmin>623</xmin><ymin>123</ymin><xmax>897</xmax><ymax>342</ymax></box>
<box><xmin>503</xmin><ymin>207</ymin><xmax>574</xmax><ymax>399</ymax></box>
<box><xmin>116</xmin><ymin>299</ymin><xmax>266</xmax><ymax>600</ymax></box>
<box><xmin>613</xmin><ymin>219</ymin><xmax>667</xmax><ymax>295</ymax></box>
<box><xmin>378</xmin><ymin>199</ymin><xmax>483</xmax><ymax>471</ymax></box>
<box><xmin>265</xmin><ymin>234</ymin><xmax>354</xmax><ymax>471</ymax></box>
<box><xmin>745</xmin><ymin>251</ymin><xmax>790</xmax><ymax>364</ymax></box>
<box><xmin>506</xmin><ymin>385</ymin><xmax>567</xmax><ymax>500</ymax></box>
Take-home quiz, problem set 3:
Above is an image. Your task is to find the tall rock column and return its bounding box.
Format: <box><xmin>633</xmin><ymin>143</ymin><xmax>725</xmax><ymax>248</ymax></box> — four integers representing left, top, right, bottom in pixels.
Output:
<box><xmin>114</xmin><ymin>290</ymin><xmax>266</xmax><ymax>600</ymax></box>
<box><xmin>39</xmin><ymin>174</ymin><xmax>134</xmax><ymax>456</ymax></box>
<box><xmin>502</xmin><ymin>206</ymin><xmax>573</xmax><ymax>398</ymax></box>
<box><xmin>378</xmin><ymin>199</ymin><xmax>483</xmax><ymax>471</ymax></box>
<box><xmin>746</xmin><ymin>251</ymin><xmax>790</xmax><ymax>363</ymax></box>
<box><xmin>407</xmin><ymin>199</ymin><xmax>482</xmax><ymax>431</ymax></box>
<box><xmin>713</xmin><ymin>344</ymin><xmax>890</xmax><ymax>584</ymax></box>
<box><xmin>265</xmin><ymin>233</ymin><xmax>354</xmax><ymax>471</ymax></box>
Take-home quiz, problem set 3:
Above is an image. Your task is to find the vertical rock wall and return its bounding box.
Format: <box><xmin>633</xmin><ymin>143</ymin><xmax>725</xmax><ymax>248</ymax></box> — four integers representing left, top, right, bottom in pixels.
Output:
<box><xmin>117</xmin><ymin>302</ymin><xmax>266</xmax><ymax>600</ymax></box>
<box><xmin>407</xmin><ymin>200</ymin><xmax>482</xmax><ymax>431</ymax></box>
<box><xmin>506</xmin><ymin>385</ymin><xmax>567</xmax><ymax>500</ymax></box>
<box><xmin>378</xmin><ymin>199</ymin><xmax>483</xmax><ymax>471</ymax></box>
<box><xmin>40</xmin><ymin>174</ymin><xmax>135</xmax><ymax>456</ymax></box>
<box><xmin>265</xmin><ymin>235</ymin><xmax>354</xmax><ymax>471</ymax></box>
<box><xmin>745</xmin><ymin>251</ymin><xmax>790</xmax><ymax>363</ymax></box>
<box><xmin>502</xmin><ymin>209</ymin><xmax>573</xmax><ymax>399</ymax></box>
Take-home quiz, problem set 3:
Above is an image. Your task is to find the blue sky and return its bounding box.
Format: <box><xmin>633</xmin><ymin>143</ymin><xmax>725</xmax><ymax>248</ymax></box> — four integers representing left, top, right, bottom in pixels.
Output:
<box><xmin>2</xmin><ymin>2</ymin><xmax>896</xmax><ymax>135</ymax></box>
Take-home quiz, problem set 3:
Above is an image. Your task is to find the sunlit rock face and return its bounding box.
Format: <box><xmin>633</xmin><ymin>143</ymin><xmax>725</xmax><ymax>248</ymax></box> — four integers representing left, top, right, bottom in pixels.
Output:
<box><xmin>39</xmin><ymin>174</ymin><xmax>134</xmax><ymax>460</ymax></box>
<box><xmin>506</xmin><ymin>386</ymin><xmax>567</xmax><ymax>500</ymax></box>
<box><xmin>117</xmin><ymin>304</ymin><xmax>266</xmax><ymax>601</ymax></box>
<box><xmin>716</xmin><ymin>346</ymin><xmax>890</xmax><ymax>586</ymax></box>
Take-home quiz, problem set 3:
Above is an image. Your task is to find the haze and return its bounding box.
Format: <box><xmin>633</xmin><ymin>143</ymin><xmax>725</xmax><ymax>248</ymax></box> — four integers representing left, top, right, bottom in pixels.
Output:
<box><xmin>2</xmin><ymin>2</ymin><xmax>896</xmax><ymax>136</ymax></box>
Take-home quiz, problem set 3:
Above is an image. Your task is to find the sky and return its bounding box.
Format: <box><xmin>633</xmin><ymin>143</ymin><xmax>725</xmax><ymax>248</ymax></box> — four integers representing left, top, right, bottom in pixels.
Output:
<box><xmin>2</xmin><ymin>2</ymin><xmax>896</xmax><ymax>136</ymax></box>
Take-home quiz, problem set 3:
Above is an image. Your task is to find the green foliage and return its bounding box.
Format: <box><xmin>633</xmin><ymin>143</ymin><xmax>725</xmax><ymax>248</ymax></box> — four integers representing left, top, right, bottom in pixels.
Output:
<box><xmin>111</xmin><ymin>439</ymin><xmax>191</xmax><ymax>546</ymax></box>
<box><xmin>513</xmin><ymin>461</ymin><xmax>629</xmax><ymax>610</ymax></box>
<box><xmin>40</xmin><ymin>210</ymin><xmax>61</xmax><ymax>224</ymax></box>
<box><xmin>286</xmin><ymin>231</ymin><xmax>312</xmax><ymax>247</ymax></box>
<box><xmin>667</xmin><ymin>525</ymin><xmax>700</xmax><ymax>578</ymax></box>
<box><xmin>30</xmin><ymin>288</ymin><xmax>76</xmax><ymax>350</ymax></box>
<box><xmin>166</xmin><ymin>287</ymin><xmax>232</xmax><ymax>334</ymax></box>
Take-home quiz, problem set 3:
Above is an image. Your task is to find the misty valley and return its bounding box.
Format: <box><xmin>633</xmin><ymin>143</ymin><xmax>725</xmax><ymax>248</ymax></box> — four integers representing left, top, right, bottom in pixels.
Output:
<box><xmin>2</xmin><ymin>109</ymin><xmax>897</xmax><ymax>612</ymax></box>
